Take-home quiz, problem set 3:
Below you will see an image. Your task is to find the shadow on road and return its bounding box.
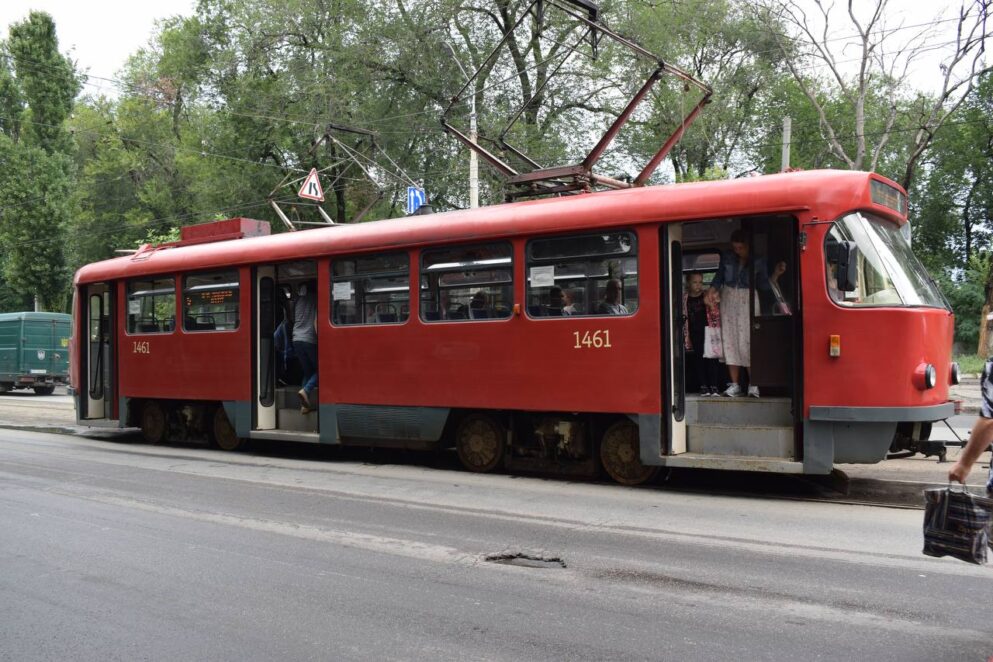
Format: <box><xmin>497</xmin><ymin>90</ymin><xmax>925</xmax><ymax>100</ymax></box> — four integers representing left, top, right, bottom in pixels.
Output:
<box><xmin>74</xmin><ymin>429</ymin><xmax>870</xmax><ymax>506</ymax></box>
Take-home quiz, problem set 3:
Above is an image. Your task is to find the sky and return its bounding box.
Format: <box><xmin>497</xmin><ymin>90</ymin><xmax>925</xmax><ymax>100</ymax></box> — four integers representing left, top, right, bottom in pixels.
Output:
<box><xmin>0</xmin><ymin>0</ymin><xmax>195</xmax><ymax>90</ymax></box>
<box><xmin>0</xmin><ymin>0</ymin><xmax>979</xmax><ymax>97</ymax></box>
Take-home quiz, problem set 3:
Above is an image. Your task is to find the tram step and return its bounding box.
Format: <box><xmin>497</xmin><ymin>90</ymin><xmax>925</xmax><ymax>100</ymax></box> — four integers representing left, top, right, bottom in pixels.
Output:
<box><xmin>277</xmin><ymin>407</ymin><xmax>319</xmax><ymax>433</ymax></box>
<box><xmin>275</xmin><ymin>387</ymin><xmax>318</xmax><ymax>410</ymax></box>
<box><xmin>660</xmin><ymin>453</ymin><xmax>804</xmax><ymax>474</ymax></box>
<box><xmin>685</xmin><ymin>395</ymin><xmax>793</xmax><ymax>427</ymax></box>
<box><xmin>686</xmin><ymin>423</ymin><xmax>794</xmax><ymax>459</ymax></box>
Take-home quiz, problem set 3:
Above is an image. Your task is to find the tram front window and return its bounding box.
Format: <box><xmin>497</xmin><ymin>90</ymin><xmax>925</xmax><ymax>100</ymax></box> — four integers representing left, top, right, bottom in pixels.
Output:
<box><xmin>825</xmin><ymin>212</ymin><xmax>947</xmax><ymax>309</ymax></box>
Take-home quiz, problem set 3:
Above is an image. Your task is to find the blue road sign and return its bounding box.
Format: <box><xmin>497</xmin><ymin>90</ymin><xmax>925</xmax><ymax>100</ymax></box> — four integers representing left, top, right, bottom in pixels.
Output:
<box><xmin>406</xmin><ymin>186</ymin><xmax>426</xmax><ymax>214</ymax></box>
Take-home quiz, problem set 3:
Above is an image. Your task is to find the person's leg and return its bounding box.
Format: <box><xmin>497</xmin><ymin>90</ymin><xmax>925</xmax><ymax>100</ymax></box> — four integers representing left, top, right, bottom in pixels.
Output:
<box><xmin>293</xmin><ymin>341</ymin><xmax>316</xmax><ymax>405</ymax></box>
<box><xmin>723</xmin><ymin>287</ymin><xmax>751</xmax><ymax>396</ymax></box>
<box><xmin>693</xmin><ymin>351</ymin><xmax>708</xmax><ymax>394</ymax></box>
<box><xmin>686</xmin><ymin>351</ymin><xmax>701</xmax><ymax>393</ymax></box>
<box><xmin>303</xmin><ymin>342</ymin><xmax>318</xmax><ymax>394</ymax></box>
<box><xmin>704</xmin><ymin>358</ymin><xmax>720</xmax><ymax>391</ymax></box>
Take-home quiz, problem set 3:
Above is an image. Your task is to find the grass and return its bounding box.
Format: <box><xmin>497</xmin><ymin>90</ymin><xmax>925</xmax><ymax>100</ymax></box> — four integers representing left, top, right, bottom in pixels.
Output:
<box><xmin>954</xmin><ymin>354</ymin><xmax>987</xmax><ymax>375</ymax></box>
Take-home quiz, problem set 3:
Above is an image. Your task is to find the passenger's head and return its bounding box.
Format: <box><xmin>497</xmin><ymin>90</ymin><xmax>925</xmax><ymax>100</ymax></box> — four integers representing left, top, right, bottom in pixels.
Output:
<box><xmin>686</xmin><ymin>272</ymin><xmax>704</xmax><ymax>296</ymax></box>
<box><xmin>549</xmin><ymin>287</ymin><xmax>564</xmax><ymax>308</ymax></box>
<box><xmin>730</xmin><ymin>229</ymin><xmax>749</xmax><ymax>258</ymax></box>
<box><xmin>470</xmin><ymin>291</ymin><xmax>487</xmax><ymax>308</ymax></box>
<box><xmin>604</xmin><ymin>279</ymin><xmax>622</xmax><ymax>303</ymax></box>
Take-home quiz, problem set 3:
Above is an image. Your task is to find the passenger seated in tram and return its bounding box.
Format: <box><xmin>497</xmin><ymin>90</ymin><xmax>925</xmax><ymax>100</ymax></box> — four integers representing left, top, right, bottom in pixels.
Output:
<box><xmin>469</xmin><ymin>291</ymin><xmax>489</xmax><ymax>319</ymax></box>
<box><xmin>563</xmin><ymin>288</ymin><xmax>580</xmax><ymax>315</ymax></box>
<box><xmin>596</xmin><ymin>279</ymin><xmax>629</xmax><ymax>315</ymax></box>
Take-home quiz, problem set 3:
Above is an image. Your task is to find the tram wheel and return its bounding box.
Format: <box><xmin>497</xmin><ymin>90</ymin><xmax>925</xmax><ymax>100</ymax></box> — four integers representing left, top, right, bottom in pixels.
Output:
<box><xmin>599</xmin><ymin>420</ymin><xmax>659</xmax><ymax>486</ymax></box>
<box><xmin>455</xmin><ymin>413</ymin><xmax>506</xmax><ymax>473</ymax></box>
<box><xmin>209</xmin><ymin>405</ymin><xmax>247</xmax><ymax>452</ymax></box>
<box><xmin>140</xmin><ymin>401</ymin><xmax>167</xmax><ymax>445</ymax></box>
<box><xmin>32</xmin><ymin>385</ymin><xmax>55</xmax><ymax>396</ymax></box>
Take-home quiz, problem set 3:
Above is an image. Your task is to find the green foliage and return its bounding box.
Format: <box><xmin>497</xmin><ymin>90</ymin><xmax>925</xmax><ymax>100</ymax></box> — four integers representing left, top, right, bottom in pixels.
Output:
<box><xmin>621</xmin><ymin>0</ymin><xmax>787</xmax><ymax>181</ymax></box>
<box><xmin>910</xmin><ymin>73</ymin><xmax>993</xmax><ymax>273</ymax></box>
<box><xmin>938</xmin><ymin>256</ymin><xmax>986</xmax><ymax>347</ymax></box>
<box><xmin>955</xmin><ymin>354</ymin><xmax>987</xmax><ymax>375</ymax></box>
<box><xmin>0</xmin><ymin>11</ymin><xmax>78</xmax><ymax>310</ymax></box>
<box><xmin>676</xmin><ymin>166</ymin><xmax>729</xmax><ymax>183</ymax></box>
<box><xmin>0</xmin><ymin>0</ymin><xmax>986</xmax><ymax>313</ymax></box>
<box><xmin>6</xmin><ymin>12</ymin><xmax>80</xmax><ymax>154</ymax></box>
<box><xmin>0</xmin><ymin>134</ymin><xmax>74</xmax><ymax>309</ymax></box>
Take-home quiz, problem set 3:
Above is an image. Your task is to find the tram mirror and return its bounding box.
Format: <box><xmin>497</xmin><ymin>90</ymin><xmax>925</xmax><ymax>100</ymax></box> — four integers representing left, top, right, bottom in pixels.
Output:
<box><xmin>829</xmin><ymin>240</ymin><xmax>859</xmax><ymax>293</ymax></box>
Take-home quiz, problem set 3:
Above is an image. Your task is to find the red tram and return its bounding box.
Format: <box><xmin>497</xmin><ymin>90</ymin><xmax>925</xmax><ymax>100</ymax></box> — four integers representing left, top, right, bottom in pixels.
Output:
<box><xmin>70</xmin><ymin>170</ymin><xmax>956</xmax><ymax>484</ymax></box>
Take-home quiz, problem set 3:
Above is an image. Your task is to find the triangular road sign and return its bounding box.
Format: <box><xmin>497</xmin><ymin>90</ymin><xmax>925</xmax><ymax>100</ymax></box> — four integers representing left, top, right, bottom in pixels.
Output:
<box><xmin>297</xmin><ymin>168</ymin><xmax>325</xmax><ymax>202</ymax></box>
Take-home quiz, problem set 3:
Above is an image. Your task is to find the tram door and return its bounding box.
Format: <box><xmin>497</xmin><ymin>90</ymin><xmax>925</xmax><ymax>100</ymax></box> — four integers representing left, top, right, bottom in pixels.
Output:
<box><xmin>84</xmin><ymin>283</ymin><xmax>114</xmax><ymax>420</ymax></box>
<box><xmin>663</xmin><ymin>225</ymin><xmax>687</xmax><ymax>455</ymax></box>
<box><xmin>254</xmin><ymin>266</ymin><xmax>276</xmax><ymax>430</ymax></box>
<box><xmin>747</xmin><ymin>217</ymin><xmax>797</xmax><ymax>392</ymax></box>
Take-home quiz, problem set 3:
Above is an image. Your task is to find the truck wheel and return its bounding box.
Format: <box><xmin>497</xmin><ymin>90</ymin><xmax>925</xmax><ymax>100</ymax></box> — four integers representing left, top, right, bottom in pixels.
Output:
<box><xmin>140</xmin><ymin>401</ymin><xmax>167</xmax><ymax>444</ymax></box>
<box><xmin>33</xmin><ymin>385</ymin><xmax>56</xmax><ymax>396</ymax></box>
<box><xmin>599</xmin><ymin>420</ymin><xmax>659</xmax><ymax>486</ymax></box>
<box><xmin>455</xmin><ymin>413</ymin><xmax>505</xmax><ymax>473</ymax></box>
<box><xmin>208</xmin><ymin>406</ymin><xmax>247</xmax><ymax>452</ymax></box>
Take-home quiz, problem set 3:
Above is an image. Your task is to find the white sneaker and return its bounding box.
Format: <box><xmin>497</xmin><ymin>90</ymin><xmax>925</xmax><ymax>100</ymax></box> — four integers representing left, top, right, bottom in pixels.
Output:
<box><xmin>747</xmin><ymin>385</ymin><xmax>760</xmax><ymax>398</ymax></box>
<box><xmin>722</xmin><ymin>383</ymin><xmax>742</xmax><ymax>397</ymax></box>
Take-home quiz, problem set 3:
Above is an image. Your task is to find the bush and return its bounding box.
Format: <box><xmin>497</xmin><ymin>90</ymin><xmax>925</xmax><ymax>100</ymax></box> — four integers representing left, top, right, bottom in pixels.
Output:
<box><xmin>940</xmin><ymin>253</ymin><xmax>989</xmax><ymax>349</ymax></box>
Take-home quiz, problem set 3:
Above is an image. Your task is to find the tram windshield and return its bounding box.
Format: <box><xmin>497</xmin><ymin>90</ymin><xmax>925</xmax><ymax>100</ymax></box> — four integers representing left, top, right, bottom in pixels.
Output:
<box><xmin>825</xmin><ymin>212</ymin><xmax>947</xmax><ymax>309</ymax></box>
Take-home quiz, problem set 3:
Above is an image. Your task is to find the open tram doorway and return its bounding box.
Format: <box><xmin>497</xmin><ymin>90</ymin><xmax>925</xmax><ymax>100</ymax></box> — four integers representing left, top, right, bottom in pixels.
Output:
<box><xmin>82</xmin><ymin>282</ymin><xmax>115</xmax><ymax>421</ymax></box>
<box><xmin>672</xmin><ymin>216</ymin><xmax>801</xmax><ymax>467</ymax></box>
<box><xmin>253</xmin><ymin>259</ymin><xmax>319</xmax><ymax>439</ymax></box>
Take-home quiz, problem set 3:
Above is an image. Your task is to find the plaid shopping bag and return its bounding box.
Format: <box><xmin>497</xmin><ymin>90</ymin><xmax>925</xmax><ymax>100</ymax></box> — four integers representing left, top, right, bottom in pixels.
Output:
<box><xmin>922</xmin><ymin>484</ymin><xmax>993</xmax><ymax>565</ymax></box>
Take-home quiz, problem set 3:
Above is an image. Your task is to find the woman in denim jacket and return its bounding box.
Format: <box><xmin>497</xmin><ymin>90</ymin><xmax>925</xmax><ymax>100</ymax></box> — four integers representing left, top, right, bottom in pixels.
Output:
<box><xmin>705</xmin><ymin>229</ymin><xmax>785</xmax><ymax>397</ymax></box>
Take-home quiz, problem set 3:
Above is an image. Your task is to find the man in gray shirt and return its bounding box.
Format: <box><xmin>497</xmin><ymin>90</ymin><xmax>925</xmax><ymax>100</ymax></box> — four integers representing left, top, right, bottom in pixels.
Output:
<box><xmin>292</xmin><ymin>281</ymin><xmax>318</xmax><ymax>413</ymax></box>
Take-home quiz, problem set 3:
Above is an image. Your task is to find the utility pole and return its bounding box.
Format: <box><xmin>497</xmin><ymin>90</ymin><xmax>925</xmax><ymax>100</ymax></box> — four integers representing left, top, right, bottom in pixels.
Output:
<box><xmin>469</xmin><ymin>95</ymin><xmax>478</xmax><ymax>209</ymax></box>
<box><xmin>781</xmin><ymin>116</ymin><xmax>792</xmax><ymax>172</ymax></box>
<box><xmin>444</xmin><ymin>42</ymin><xmax>479</xmax><ymax>209</ymax></box>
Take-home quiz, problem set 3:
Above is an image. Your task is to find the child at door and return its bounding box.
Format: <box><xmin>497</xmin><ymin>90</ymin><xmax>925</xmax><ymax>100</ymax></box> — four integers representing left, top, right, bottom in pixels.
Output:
<box><xmin>683</xmin><ymin>273</ymin><xmax>721</xmax><ymax>396</ymax></box>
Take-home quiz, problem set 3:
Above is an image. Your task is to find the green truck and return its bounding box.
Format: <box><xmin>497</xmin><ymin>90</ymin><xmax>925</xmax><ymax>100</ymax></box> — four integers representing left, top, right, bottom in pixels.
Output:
<box><xmin>0</xmin><ymin>312</ymin><xmax>71</xmax><ymax>395</ymax></box>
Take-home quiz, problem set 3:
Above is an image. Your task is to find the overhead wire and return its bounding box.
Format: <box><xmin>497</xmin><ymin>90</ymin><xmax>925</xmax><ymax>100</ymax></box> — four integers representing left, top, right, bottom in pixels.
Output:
<box><xmin>0</xmin><ymin>4</ymin><xmax>983</xmax><ymax>229</ymax></box>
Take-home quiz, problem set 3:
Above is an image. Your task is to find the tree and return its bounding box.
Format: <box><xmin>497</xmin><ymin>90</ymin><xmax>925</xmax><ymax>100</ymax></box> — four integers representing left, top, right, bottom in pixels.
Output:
<box><xmin>621</xmin><ymin>0</ymin><xmax>790</xmax><ymax>181</ymax></box>
<box><xmin>0</xmin><ymin>11</ymin><xmax>80</xmax><ymax>311</ymax></box>
<box><xmin>757</xmin><ymin>0</ymin><xmax>991</xmax><ymax>189</ymax></box>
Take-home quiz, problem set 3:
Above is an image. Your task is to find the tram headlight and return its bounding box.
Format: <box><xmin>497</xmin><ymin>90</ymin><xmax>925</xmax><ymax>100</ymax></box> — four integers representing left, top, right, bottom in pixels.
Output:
<box><xmin>950</xmin><ymin>362</ymin><xmax>961</xmax><ymax>386</ymax></box>
<box><xmin>914</xmin><ymin>363</ymin><xmax>937</xmax><ymax>390</ymax></box>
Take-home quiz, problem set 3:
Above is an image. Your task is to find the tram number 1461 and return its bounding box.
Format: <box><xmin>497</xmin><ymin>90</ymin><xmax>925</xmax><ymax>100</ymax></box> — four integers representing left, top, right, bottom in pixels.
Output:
<box><xmin>573</xmin><ymin>330</ymin><xmax>612</xmax><ymax>349</ymax></box>
<box><xmin>131</xmin><ymin>341</ymin><xmax>151</xmax><ymax>354</ymax></box>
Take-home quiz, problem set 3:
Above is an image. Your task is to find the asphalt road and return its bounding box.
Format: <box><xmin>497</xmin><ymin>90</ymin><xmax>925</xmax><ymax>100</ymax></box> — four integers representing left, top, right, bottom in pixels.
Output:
<box><xmin>1</xmin><ymin>428</ymin><xmax>992</xmax><ymax>661</ymax></box>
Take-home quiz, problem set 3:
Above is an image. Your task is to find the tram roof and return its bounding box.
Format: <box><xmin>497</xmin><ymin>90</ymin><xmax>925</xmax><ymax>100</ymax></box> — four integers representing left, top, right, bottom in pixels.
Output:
<box><xmin>75</xmin><ymin>169</ymin><xmax>900</xmax><ymax>285</ymax></box>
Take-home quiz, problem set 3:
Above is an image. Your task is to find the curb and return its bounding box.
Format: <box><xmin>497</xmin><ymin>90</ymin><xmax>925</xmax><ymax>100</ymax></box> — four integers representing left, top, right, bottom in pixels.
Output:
<box><xmin>843</xmin><ymin>477</ymin><xmax>990</xmax><ymax>509</ymax></box>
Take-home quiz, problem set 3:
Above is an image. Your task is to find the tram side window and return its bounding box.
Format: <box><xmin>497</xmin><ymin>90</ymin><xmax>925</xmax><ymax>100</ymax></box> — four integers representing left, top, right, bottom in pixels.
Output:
<box><xmin>331</xmin><ymin>253</ymin><xmax>410</xmax><ymax>325</ymax></box>
<box><xmin>526</xmin><ymin>231</ymin><xmax>638</xmax><ymax>317</ymax></box>
<box><xmin>183</xmin><ymin>270</ymin><xmax>240</xmax><ymax>331</ymax></box>
<box><xmin>126</xmin><ymin>277</ymin><xmax>176</xmax><ymax>334</ymax></box>
<box><xmin>420</xmin><ymin>242</ymin><xmax>513</xmax><ymax>322</ymax></box>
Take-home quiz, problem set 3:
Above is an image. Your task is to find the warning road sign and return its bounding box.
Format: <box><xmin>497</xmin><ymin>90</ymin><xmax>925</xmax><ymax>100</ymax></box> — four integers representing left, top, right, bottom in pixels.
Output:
<box><xmin>298</xmin><ymin>168</ymin><xmax>325</xmax><ymax>202</ymax></box>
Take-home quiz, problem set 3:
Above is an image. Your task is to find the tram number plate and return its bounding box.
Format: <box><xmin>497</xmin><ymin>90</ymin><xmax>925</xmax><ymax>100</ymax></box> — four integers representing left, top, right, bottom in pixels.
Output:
<box><xmin>573</xmin><ymin>330</ymin><xmax>612</xmax><ymax>349</ymax></box>
<box><xmin>132</xmin><ymin>341</ymin><xmax>151</xmax><ymax>354</ymax></box>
